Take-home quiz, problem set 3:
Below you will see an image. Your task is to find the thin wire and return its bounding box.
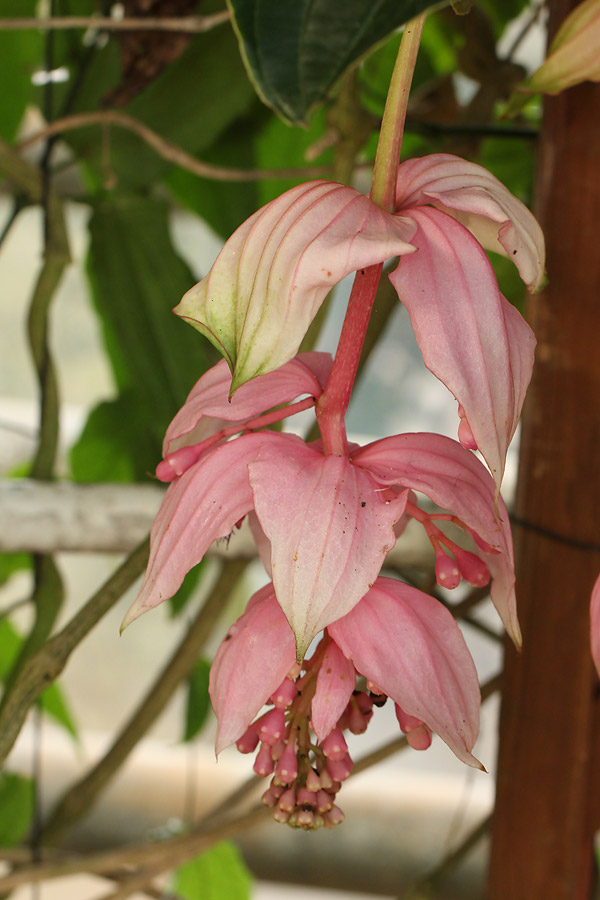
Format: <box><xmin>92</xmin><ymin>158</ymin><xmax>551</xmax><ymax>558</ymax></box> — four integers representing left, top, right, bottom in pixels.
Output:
<box><xmin>30</xmin><ymin>706</ymin><xmax>43</xmax><ymax>900</ymax></box>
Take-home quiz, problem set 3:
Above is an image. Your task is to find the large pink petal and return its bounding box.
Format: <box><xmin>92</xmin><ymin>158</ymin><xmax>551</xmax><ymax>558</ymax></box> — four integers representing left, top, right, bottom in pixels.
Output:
<box><xmin>352</xmin><ymin>432</ymin><xmax>519</xmax><ymax>646</ymax></box>
<box><xmin>389</xmin><ymin>207</ymin><xmax>536</xmax><ymax>489</ymax></box>
<box><xmin>249</xmin><ymin>442</ymin><xmax>408</xmax><ymax>658</ymax></box>
<box><xmin>311</xmin><ymin>640</ymin><xmax>356</xmax><ymax>743</ymax></box>
<box><xmin>209</xmin><ymin>585</ymin><xmax>296</xmax><ymax>754</ymax></box>
<box><xmin>591</xmin><ymin>573</ymin><xmax>600</xmax><ymax>678</ymax></box>
<box><xmin>121</xmin><ymin>432</ymin><xmax>292</xmax><ymax>629</ymax></box>
<box><xmin>395</xmin><ymin>153</ymin><xmax>545</xmax><ymax>290</ymax></box>
<box><xmin>175</xmin><ymin>181</ymin><xmax>416</xmax><ymax>392</ymax></box>
<box><xmin>329</xmin><ymin>577</ymin><xmax>482</xmax><ymax>768</ymax></box>
<box><xmin>163</xmin><ymin>352</ymin><xmax>333</xmax><ymax>455</ymax></box>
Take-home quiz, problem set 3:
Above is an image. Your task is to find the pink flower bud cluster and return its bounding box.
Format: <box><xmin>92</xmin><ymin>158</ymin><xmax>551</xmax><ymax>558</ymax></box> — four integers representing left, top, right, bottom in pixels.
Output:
<box><xmin>234</xmin><ymin>644</ymin><xmax>435</xmax><ymax>829</ymax></box>
<box><xmin>407</xmin><ymin>500</ymin><xmax>492</xmax><ymax>592</ymax></box>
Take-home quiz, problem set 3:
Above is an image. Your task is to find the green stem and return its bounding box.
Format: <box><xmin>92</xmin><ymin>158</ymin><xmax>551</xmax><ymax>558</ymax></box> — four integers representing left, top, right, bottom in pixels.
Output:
<box><xmin>370</xmin><ymin>13</ymin><xmax>426</xmax><ymax>211</ymax></box>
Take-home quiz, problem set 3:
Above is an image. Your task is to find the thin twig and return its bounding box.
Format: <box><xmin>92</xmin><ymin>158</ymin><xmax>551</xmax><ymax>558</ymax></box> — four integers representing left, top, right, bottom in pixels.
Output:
<box><xmin>502</xmin><ymin>1</ymin><xmax>547</xmax><ymax>63</ymax></box>
<box><xmin>42</xmin><ymin>559</ymin><xmax>249</xmax><ymax>845</ymax></box>
<box><xmin>0</xmin><ymin>12</ymin><xmax>230</xmax><ymax>33</ymax></box>
<box><xmin>18</xmin><ymin>111</ymin><xmax>331</xmax><ymax>183</ymax></box>
<box><xmin>398</xmin><ymin>812</ymin><xmax>492</xmax><ymax>899</ymax></box>
<box><xmin>0</xmin><ymin>672</ymin><xmax>503</xmax><ymax>892</ymax></box>
<box><xmin>352</xmin><ymin>672</ymin><xmax>501</xmax><ymax>776</ymax></box>
<box><xmin>0</xmin><ymin>537</ymin><xmax>150</xmax><ymax>768</ymax></box>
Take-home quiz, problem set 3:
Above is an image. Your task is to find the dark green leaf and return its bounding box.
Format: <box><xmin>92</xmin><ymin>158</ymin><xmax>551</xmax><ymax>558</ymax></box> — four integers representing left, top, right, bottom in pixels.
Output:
<box><xmin>39</xmin><ymin>683</ymin><xmax>78</xmax><ymax>739</ymax></box>
<box><xmin>70</xmin><ymin>391</ymin><xmax>161</xmax><ymax>483</ymax></box>
<box><xmin>168</xmin><ymin>562</ymin><xmax>206</xmax><ymax>618</ymax></box>
<box><xmin>173</xmin><ymin>841</ymin><xmax>252</xmax><ymax>900</ymax></box>
<box><xmin>182</xmin><ymin>658</ymin><xmax>211</xmax><ymax>742</ymax></box>
<box><xmin>166</xmin><ymin>115</ymin><xmax>263</xmax><ymax>239</ymax></box>
<box><xmin>85</xmin><ymin>195</ymin><xmax>216</xmax><ymax>454</ymax></box>
<box><xmin>0</xmin><ymin>1</ymin><xmax>42</xmax><ymax>140</ymax></box>
<box><xmin>0</xmin><ymin>773</ymin><xmax>34</xmax><ymax>845</ymax></box>
<box><xmin>228</xmin><ymin>0</ymin><xmax>445</xmax><ymax>124</ymax></box>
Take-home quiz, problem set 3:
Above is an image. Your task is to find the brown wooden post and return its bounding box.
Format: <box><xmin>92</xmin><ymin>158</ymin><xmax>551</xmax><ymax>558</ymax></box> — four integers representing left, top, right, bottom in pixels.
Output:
<box><xmin>488</xmin><ymin>4</ymin><xmax>600</xmax><ymax>897</ymax></box>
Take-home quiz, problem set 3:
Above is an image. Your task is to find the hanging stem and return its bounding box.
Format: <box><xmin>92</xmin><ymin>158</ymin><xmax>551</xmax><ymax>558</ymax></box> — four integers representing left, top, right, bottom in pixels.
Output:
<box><xmin>316</xmin><ymin>14</ymin><xmax>425</xmax><ymax>455</ymax></box>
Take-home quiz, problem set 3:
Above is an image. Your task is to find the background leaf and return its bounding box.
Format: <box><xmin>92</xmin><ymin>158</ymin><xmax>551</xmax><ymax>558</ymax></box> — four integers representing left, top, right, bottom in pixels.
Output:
<box><xmin>228</xmin><ymin>0</ymin><xmax>445</xmax><ymax>124</ymax></box>
<box><xmin>0</xmin><ymin>619</ymin><xmax>77</xmax><ymax>738</ymax></box>
<box><xmin>79</xmin><ymin>195</ymin><xmax>216</xmax><ymax>473</ymax></box>
<box><xmin>0</xmin><ymin>0</ymin><xmax>42</xmax><ymax>140</ymax></box>
<box><xmin>173</xmin><ymin>841</ymin><xmax>252</xmax><ymax>900</ymax></box>
<box><xmin>182</xmin><ymin>657</ymin><xmax>211</xmax><ymax>742</ymax></box>
<box><xmin>0</xmin><ymin>773</ymin><xmax>34</xmax><ymax>845</ymax></box>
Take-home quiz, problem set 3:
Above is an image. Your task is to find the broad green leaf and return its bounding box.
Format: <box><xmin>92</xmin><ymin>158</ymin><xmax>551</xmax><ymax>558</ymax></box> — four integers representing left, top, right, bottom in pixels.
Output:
<box><xmin>183</xmin><ymin>658</ymin><xmax>211</xmax><ymax>742</ymax></box>
<box><xmin>0</xmin><ymin>1</ymin><xmax>42</xmax><ymax>140</ymax></box>
<box><xmin>228</xmin><ymin>0</ymin><xmax>445</xmax><ymax>124</ymax></box>
<box><xmin>60</xmin><ymin>18</ymin><xmax>256</xmax><ymax>191</ymax></box>
<box><xmin>253</xmin><ymin>106</ymin><xmax>334</xmax><ymax>207</ymax></box>
<box><xmin>173</xmin><ymin>841</ymin><xmax>252</xmax><ymax>900</ymax></box>
<box><xmin>86</xmin><ymin>196</ymin><xmax>216</xmax><ymax>452</ymax></box>
<box><xmin>39</xmin><ymin>683</ymin><xmax>78</xmax><ymax>739</ymax></box>
<box><xmin>70</xmin><ymin>391</ymin><xmax>160</xmax><ymax>483</ymax></box>
<box><xmin>166</xmin><ymin>114</ymin><xmax>263</xmax><ymax>239</ymax></box>
<box><xmin>0</xmin><ymin>773</ymin><xmax>34</xmax><ymax>845</ymax></box>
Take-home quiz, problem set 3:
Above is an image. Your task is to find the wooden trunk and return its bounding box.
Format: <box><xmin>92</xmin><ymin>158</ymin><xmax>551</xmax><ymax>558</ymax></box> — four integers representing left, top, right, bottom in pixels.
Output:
<box><xmin>488</xmin><ymin>3</ymin><xmax>600</xmax><ymax>897</ymax></box>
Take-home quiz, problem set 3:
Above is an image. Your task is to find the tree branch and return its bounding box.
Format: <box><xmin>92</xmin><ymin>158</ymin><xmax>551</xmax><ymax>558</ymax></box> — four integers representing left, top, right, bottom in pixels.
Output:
<box><xmin>18</xmin><ymin>111</ymin><xmax>331</xmax><ymax>183</ymax></box>
<box><xmin>42</xmin><ymin>559</ymin><xmax>249</xmax><ymax>845</ymax></box>
<box><xmin>0</xmin><ymin>12</ymin><xmax>231</xmax><ymax>33</ymax></box>
<box><xmin>0</xmin><ymin>537</ymin><xmax>149</xmax><ymax>768</ymax></box>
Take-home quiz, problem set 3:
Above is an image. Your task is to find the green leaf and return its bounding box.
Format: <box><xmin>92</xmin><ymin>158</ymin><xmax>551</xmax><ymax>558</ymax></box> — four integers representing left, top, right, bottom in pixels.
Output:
<box><xmin>70</xmin><ymin>391</ymin><xmax>161</xmax><ymax>483</ymax></box>
<box><xmin>0</xmin><ymin>618</ymin><xmax>21</xmax><ymax>681</ymax></box>
<box><xmin>0</xmin><ymin>552</ymin><xmax>31</xmax><ymax>586</ymax></box>
<box><xmin>60</xmin><ymin>19</ymin><xmax>256</xmax><ymax>191</ymax></box>
<box><xmin>228</xmin><ymin>0</ymin><xmax>444</xmax><ymax>124</ymax></box>
<box><xmin>0</xmin><ymin>773</ymin><xmax>34</xmax><ymax>846</ymax></box>
<box><xmin>166</xmin><ymin>115</ymin><xmax>263</xmax><ymax>239</ymax></box>
<box><xmin>85</xmin><ymin>195</ymin><xmax>216</xmax><ymax>454</ymax></box>
<box><xmin>39</xmin><ymin>683</ymin><xmax>78</xmax><ymax>739</ymax></box>
<box><xmin>0</xmin><ymin>616</ymin><xmax>77</xmax><ymax>739</ymax></box>
<box><xmin>182</xmin><ymin>658</ymin><xmax>211</xmax><ymax>742</ymax></box>
<box><xmin>168</xmin><ymin>562</ymin><xmax>206</xmax><ymax>618</ymax></box>
<box><xmin>0</xmin><ymin>0</ymin><xmax>42</xmax><ymax>140</ymax></box>
<box><xmin>173</xmin><ymin>841</ymin><xmax>252</xmax><ymax>900</ymax></box>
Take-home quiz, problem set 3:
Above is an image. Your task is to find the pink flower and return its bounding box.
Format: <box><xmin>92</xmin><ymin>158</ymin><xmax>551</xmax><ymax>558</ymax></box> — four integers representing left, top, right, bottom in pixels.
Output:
<box><xmin>122</xmin><ymin>354</ymin><xmax>518</xmax><ymax>652</ymax></box>
<box><xmin>175</xmin><ymin>154</ymin><xmax>542</xmax><ymax>489</ymax></box>
<box><xmin>209</xmin><ymin>576</ymin><xmax>482</xmax><ymax>828</ymax></box>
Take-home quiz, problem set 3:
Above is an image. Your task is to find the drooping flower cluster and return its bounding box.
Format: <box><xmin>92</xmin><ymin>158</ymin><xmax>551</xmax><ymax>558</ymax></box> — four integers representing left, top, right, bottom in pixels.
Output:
<box><xmin>123</xmin><ymin>153</ymin><xmax>544</xmax><ymax>827</ymax></box>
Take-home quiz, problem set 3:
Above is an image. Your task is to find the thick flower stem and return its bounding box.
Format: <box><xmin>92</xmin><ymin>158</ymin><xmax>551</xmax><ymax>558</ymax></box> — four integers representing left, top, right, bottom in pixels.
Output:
<box><xmin>316</xmin><ymin>15</ymin><xmax>425</xmax><ymax>456</ymax></box>
<box><xmin>371</xmin><ymin>13</ymin><xmax>426</xmax><ymax>211</ymax></box>
<box><xmin>316</xmin><ymin>265</ymin><xmax>383</xmax><ymax>455</ymax></box>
